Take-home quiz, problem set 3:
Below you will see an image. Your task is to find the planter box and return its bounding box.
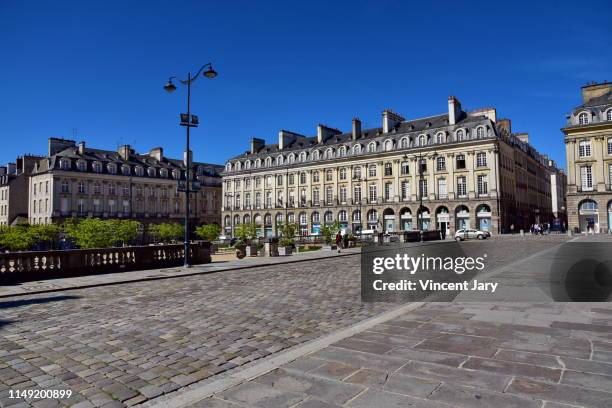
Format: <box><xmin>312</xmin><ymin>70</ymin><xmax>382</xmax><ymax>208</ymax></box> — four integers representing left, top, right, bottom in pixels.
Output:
<box><xmin>278</xmin><ymin>246</ymin><xmax>293</xmax><ymax>256</ymax></box>
<box><xmin>322</xmin><ymin>245</ymin><xmax>337</xmax><ymax>251</ymax></box>
<box><xmin>245</xmin><ymin>245</ymin><xmax>259</xmax><ymax>257</ymax></box>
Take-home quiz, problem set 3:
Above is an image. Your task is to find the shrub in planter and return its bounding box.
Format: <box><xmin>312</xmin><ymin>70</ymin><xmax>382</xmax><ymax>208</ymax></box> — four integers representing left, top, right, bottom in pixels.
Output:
<box><xmin>278</xmin><ymin>237</ymin><xmax>293</xmax><ymax>256</ymax></box>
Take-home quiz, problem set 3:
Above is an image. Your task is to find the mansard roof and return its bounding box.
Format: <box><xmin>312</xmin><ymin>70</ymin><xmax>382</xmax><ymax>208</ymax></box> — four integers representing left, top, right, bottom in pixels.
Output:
<box><xmin>228</xmin><ymin>111</ymin><xmax>493</xmax><ymax>161</ymax></box>
<box><xmin>36</xmin><ymin>145</ymin><xmax>223</xmax><ymax>178</ymax></box>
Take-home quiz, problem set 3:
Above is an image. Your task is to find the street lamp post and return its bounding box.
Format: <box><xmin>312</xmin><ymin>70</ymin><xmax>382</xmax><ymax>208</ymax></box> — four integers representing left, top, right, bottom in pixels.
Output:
<box><xmin>164</xmin><ymin>63</ymin><xmax>217</xmax><ymax>267</ymax></box>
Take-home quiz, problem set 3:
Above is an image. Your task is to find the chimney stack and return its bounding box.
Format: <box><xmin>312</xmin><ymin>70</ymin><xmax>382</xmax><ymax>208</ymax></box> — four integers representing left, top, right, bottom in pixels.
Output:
<box><xmin>48</xmin><ymin>137</ymin><xmax>76</xmax><ymax>156</ymax></box>
<box><xmin>448</xmin><ymin>96</ymin><xmax>462</xmax><ymax>125</ymax></box>
<box><xmin>250</xmin><ymin>138</ymin><xmax>265</xmax><ymax>154</ymax></box>
<box><xmin>149</xmin><ymin>147</ymin><xmax>163</xmax><ymax>161</ymax></box>
<box><xmin>382</xmin><ymin>110</ymin><xmax>404</xmax><ymax>133</ymax></box>
<box><xmin>279</xmin><ymin>130</ymin><xmax>297</xmax><ymax>150</ymax></box>
<box><xmin>352</xmin><ymin>118</ymin><xmax>361</xmax><ymax>140</ymax></box>
<box><xmin>317</xmin><ymin>124</ymin><xmax>341</xmax><ymax>144</ymax></box>
<box><xmin>78</xmin><ymin>141</ymin><xmax>86</xmax><ymax>155</ymax></box>
<box><xmin>118</xmin><ymin>145</ymin><xmax>131</xmax><ymax>161</ymax></box>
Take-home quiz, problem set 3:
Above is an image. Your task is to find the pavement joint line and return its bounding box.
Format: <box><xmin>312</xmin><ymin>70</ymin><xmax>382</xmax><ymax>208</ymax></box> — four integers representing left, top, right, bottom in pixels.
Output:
<box><xmin>138</xmin><ymin>301</ymin><xmax>425</xmax><ymax>408</ymax></box>
<box><xmin>0</xmin><ymin>240</ymin><xmax>450</xmax><ymax>299</ymax></box>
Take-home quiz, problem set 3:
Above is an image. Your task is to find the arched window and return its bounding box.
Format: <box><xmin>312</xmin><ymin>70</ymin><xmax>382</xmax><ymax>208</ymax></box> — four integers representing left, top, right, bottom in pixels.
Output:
<box><xmin>255</xmin><ymin>158</ymin><xmax>261</xmax><ymax>168</ymax></box>
<box><xmin>122</xmin><ymin>165</ymin><xmax>130</xmax><ymax>175</ymax></box>
<box><xmin>265</xmin><ymin>157</ymin><xmax>272</xmax><ymax>166</ymax></box>
<box><xmin>400</xmin><ymin>137</ymin><xmax>409</xmax><ymax>149</ymax></box>
<box><xmin>579</xmin><ymin>200</ymin><xmax>598</xmax><ymax>212</ymax></box>
<box><xmin>367</xmin><ymin>142</ymin><xmax>377</xmax><ymax>153</ymax></box>
<box><xmin>384</xmin><ymin>139</ymin><xmax>393</xmax><ymax>151</ymax></box>
<box><xmin>324</xmin><ymin>211</ymin><xmax>334</xmax><ymax>224</ymax></box>
<box><xmin>353</xmin><ymin>144</ymin><xmax>362</xmax><ymax>155</ymax></box>
<box><xmin>135</xmin><ymin>166</ymin><xmax>144</xmax><ymax>176</ymax></box>
<box><xmin>235</xmin><ymin>161</ymin><xmax>242</xmax><ymax>171</ymax></box>
<box><xmin>436</xmin><ymin>132</ymin><xmax>445</xmax><ymax>144</ymax></box>
<box><xmin>338</xmin><ymin>210</ymin><xmax>347</xmax><ymax>222</ymax></box>
<box><xmin>607</xmin><ymin>109</ymin><xmax>612</xmax><ymax>121</ymax></box>
<box><xmin>77</xmin><ymin>160</ymin><xmax>87</xmax><ymax>171</ymax></box>
<box><xmin>92</xmin><ymin>162</ymin><xmax>102</xmax><ymax>173</ymax></box>
<box><xmin>287</xmin><ymin>154</ymin><xmax>295</xmax><ymax>163</ymax></box>
<box><xmin>147</xmin><ymin>167</ymin><xmax>156</xmax><ymax>177</ymax></box>
<box><xmin>578</xmin><ymin>112</ymin><xmax>589</xmax><ymax>125</ymax></box>
<box><xmin>338</xmin><ymin>146</ymin><xmax>347</xmax><ymax>157</ymax></box>
<box><xmin>226</xmin><ymin>163</ymin><xmax>232</xmax><ymax>172</ymax></box>
<box><xmin>352</xmin><ymin>210</ymin><xmax>361</xmax><ymax>221</ymax></box>
<box><xmin>368</xmin><ymin>209</ymin><xmax>378</xmax><ymax>221</ymax></box>
<box><xmin>418</xmin><ymin>135</ymin><xmax>426</xmax><ymax>146</ymax></box>
<box><xmin>245</xmin><ymin>160</ymin><xmax>251</xmax><ymax>169</ymax></box>
<box><xmin>299</xmin><ymin>152</ymin><xmax>307</xmax><ymax>162</ymax></box>
<box><xmin>325</xmin><ymin>148</ymin><xmax>334</xmax><ymax>159</ymax></box>
<box><xmin>476</xmin><ymin>127</ymin><xmax>485</xmax><ymax>139</ymax></box>
<box><xmin>299</xmin><ymin>212</ymin><xmax>307</xmax><ymax>225</ymax></box>
<box><xmin>276</xmin><ymin>155</ymin><xmax>283</xmax><ymax>165</ymax></box>
<box><xmin>312</xmin><ymin>212</ymin><xmax>320</xmax><ymax>223</ymax></box>
<box><xmin>456</xmin><ymin>129</ymin><xmax>465</xmax><ymax>141</ymax></box>
<box><xmin>313</xmin><ymin>150</ymin><xmax>320</xmax><ymax>160</ymax></box>
<box><xmin>60</xmin><ymin>159</ymin><xmax>70</xmax><ymax>170</ymax></box>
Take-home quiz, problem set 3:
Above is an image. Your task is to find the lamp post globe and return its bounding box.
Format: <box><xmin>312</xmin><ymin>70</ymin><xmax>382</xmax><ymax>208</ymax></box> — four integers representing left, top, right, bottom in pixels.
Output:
<box><xmin>203</xmin><ymin>65</ymin><xmax>217</xmax><ymax>79</ymax></box>
<box><xmin>164</xmin><ymin>80</ymin><xmax>176</xmax><ymax>93</ymax></box>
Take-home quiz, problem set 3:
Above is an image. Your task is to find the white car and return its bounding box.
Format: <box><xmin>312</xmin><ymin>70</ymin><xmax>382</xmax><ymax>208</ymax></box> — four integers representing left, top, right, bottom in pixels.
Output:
<box><xmin>455</xmin><ymin>229</ymin><xmax>488</xmax><ymax>241</ymax></box>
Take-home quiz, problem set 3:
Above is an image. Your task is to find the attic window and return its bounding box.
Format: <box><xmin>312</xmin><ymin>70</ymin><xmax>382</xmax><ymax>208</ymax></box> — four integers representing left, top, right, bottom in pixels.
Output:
<box><xmin>426</xmin><ymin>122</ymin><xmax>432</xmax><ymax>127</ymax></box>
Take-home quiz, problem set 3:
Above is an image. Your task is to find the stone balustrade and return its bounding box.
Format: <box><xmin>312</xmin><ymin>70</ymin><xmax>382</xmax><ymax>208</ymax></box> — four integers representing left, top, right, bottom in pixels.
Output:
<box><xmin>0</xmin><ymin>242</ymin><xmax>211</xmax><ymax>282</ymax></box>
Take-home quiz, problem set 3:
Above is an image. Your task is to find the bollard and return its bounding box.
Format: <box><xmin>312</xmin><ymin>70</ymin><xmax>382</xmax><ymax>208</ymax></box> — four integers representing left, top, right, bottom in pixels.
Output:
<box><xmin>519</xmin><ymin>229</ymin><xmax>524</xmax><ymax>236</ymax></box>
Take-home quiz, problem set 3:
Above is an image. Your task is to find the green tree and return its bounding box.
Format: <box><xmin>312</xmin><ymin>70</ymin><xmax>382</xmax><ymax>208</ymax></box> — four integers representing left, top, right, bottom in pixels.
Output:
<box><xmin>108</xmin><ymin>220</ymin><xmax>140</xmax><ymax>246</ymax></box>
<box><xmin>234</xmin><ymin>222</ymin><xmax>257</xmax><ymax>243</ymax></box>
<box><xmin>64</xmin><ymin>218</ymin><xmax>115</xmax><ymax>249</ymax></box>
<box><xmin>0</xmin><ymin>226</ymin><xmax>36</xmax><ymax>251</ymax></box>
<box><xmin>149</xmin><ymin>223</ymin><xmax>184</xmax><ymax>243</ymax></box>
<box><xmin>321</xmin><ymin>220</ymin><xmax>341</xmax><ymax>245</ymax></box>
<box><xmin>28</xmin><ymin>224</ymin><xmax>61</xmax><ymax>247</ymax></box>
<box><xmin>195</xmin><ymin>224</ymin><xmax>221</xmax><ymax>241</ymax></box>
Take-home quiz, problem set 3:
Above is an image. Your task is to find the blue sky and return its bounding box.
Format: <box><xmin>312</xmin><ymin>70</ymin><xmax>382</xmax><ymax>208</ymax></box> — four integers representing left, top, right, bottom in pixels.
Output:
<box><xmin>1</xmin><ymin>1</ymin><xmax>611</xmax><ymax>169</ymax></box>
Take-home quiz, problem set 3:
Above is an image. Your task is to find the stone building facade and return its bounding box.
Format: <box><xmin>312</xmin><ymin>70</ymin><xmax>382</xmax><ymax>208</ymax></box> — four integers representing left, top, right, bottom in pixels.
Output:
<box><xmin>0</xmin><ymin>156</ymin><xmax>42</xmax><ymax>226</ymax></box>
<box><xmin>563</xmin><ymin>81</ymin><xmax>612</xmax><ymax>233</ymax></box>
<box><xmin>28</xmin><ymin>138</ymin><xmax>223</xmax><ymax>227</ymax></box>
<box><xmin>221</xmin><ymin>96</ymin><xmax>560</xmax><ymax>237</ymax></box>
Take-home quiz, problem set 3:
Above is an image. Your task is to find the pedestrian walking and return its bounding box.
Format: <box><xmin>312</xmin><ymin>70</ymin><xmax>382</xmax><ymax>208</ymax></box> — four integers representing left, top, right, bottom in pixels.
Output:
<box><xmin>335</xmin><ymin>231</ymin><xmax>342</xmax><ymax>253</ymax></box>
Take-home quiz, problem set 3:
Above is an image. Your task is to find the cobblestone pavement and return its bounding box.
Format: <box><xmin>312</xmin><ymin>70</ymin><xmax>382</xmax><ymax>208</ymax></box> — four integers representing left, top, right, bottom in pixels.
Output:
<box><xmin>0</xmin><ymin>236</ymin><xmax>577</xmax><ymax>407</ymax></box>
<box><xmin>197</xmin><ymin>302</ymin><xmax>612</xmax><ymax>408</ymax></box>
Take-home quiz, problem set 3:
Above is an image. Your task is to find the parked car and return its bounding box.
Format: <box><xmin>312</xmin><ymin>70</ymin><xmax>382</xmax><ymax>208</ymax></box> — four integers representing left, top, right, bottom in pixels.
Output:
<box><xmin>454</xmin><ymin>229</ymin><xmax>488</xmax><ymax>241</ymax></box>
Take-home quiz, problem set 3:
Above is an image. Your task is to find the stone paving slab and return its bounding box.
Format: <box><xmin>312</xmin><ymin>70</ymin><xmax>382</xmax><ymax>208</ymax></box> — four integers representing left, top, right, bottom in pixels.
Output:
<box><xmin>193</xmin><ymin>302</ymin><xmax>612</xmax><ymax>408</ymax></box>
<box><xmin>0</xmin><ymin>236</ymin><xmax>590</xmax><ymax>407</ymax></box>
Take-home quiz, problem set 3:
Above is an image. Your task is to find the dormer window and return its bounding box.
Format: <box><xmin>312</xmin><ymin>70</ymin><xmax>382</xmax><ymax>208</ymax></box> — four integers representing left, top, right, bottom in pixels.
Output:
<box><xmin>400</xmin><ymin>137</ymin><xmax>409</xmax><ymax>149</ymax></box>
<box><xmin>225</xmin><ymin>163</ymin><xmax>232</xmax><ymax>172</ymax></box>
<box><xmin>476</xmin><ymin>127</ymin><xmax>485</xmax><ymax>139</ymax></box>
<box><xmin>436</xmin><ymin>132</ymin><xmax>445</xmax><ymax>144</ymax></box>
<box><xmin>235</xmin><ymin>161</ymin><xmax>242</xmax><ymax>171</ymax></box>
<box><xmin>92</xmin><ymin>162</ymin><xmax>102</xmax><ymax>173</ymax></box>
<box><xmin>606</xmin><ymin>109</ymin><xmax>612</xmax><ymax>121</ymax></box>
<box><xmin>353</xmin><ymin>144</ymin><xmax>362</xmax><ymax>155</ymax></box>
<box><xmin>313</xmin><ymin>150</ymin><xmax>320</xmax><ymax>160</ymax></box>
<box><xmin>578</xmin><ymin>112</ymin><xmax>589</xmax><ymax>125</ymax></box>
<box><xmin>384</xmin><ymin>140</ymin><xmax>393</xmax><ymax>151</ymax></box>
<box><xmin>418</xmin><ymin>135</ymin><xmax>426</xmax><ymax>146</ymax></box>
<box><xmin>255</xmin><ymin>158</ymin><xmax>261</xmax><ymax>168</ymax></box>
<box><xmin>265</xmin><ymin>157</ymin><xmax>272</xmax><ymax>166</ymax></box>
<box><xmin>147</xmin><ymin>167</ymin><xmax>156</xmax><ymax>177</ymax></box>
<box><xmin>60</xmin><ymin>159</ymin><xmax>70</xmax><ymax>170</ymax></box>
<box><xmin>160</xmin><ymin>168</ymin><xmax>168</xmax><ymax>178</ymax></box>
<box><xmin>121</xmin><ymin>165</ymin><xmax>130</xmax><ymax>175</ymax></box>
<box><xmin>197</xmin><ymin>166</ymin><xmax>203</xmax><ymax>176</ymax></box>
<box><xmin>135</xmin><ymin>166</ymin><xmax>144</xmax><ymax>177</ymax></box>
<box><xmin>77</xmin><ymin>160</ymin><xmax>87</xmax><ymax>171</ymax></box>
<box><xmin>338</xmin><ymin>146</ymin><xmax>346</xmax><ymax>157</ymax></box>
<box><xmin>172</xmin><ymin>170</ymin><xmax>181</xmax><ymax>180</ymax></box>
<box><xmin>299</xmin><ymin>152</ymin><xmax>307</xmax><ymax>162</ymax></box>
<box><xmin>107</xmin><ymin>163</ymin><xmax>117</xmax><ymax>174</ymax></box>
<box><xmin>456</xmin><ymin>129</ymin><xmax>465</xmax><ymax>141</ymax></box>
<box><xmin>245</xmin><ymin>160</ymin><xmax>252</xmax><ymax>169</ymax></box>
<box><xmin>276</xmin><ymin>155</ymin><xmax>284</xmax><ymax>165</ymax></box>
<box><xmin>367</xmin><ymin>142</ymin><xmax>377</xmax><ymax>153</ymax></box>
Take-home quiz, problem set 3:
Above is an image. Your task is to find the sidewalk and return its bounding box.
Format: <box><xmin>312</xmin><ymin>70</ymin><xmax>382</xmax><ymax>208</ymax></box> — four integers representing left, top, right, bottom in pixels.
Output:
<box><xmin>0</xmin><ymin>247</ymin><xmax>362</xmax><ymax>298</ymax></box>
<box><xmin>170</xmin><ymin>302</ymin><xmax>612</xmax><ymax>408</ymax></box>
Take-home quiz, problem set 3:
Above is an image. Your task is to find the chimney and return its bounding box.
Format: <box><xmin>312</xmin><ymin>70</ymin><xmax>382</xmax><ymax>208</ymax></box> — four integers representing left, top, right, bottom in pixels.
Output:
<box><xmin>581</xmin><ymin>81</ymin><xmax>611</xmax><ymax>104</ymax></box>
<box><xmin>250</xmin><ymin>138</ymin><xmax>265</xmax><ymax>154</ymax></box>
<box><xmin>118</xmin><ymin>145</ymin><xmax>131</xmax><ymax>161</ymax></box>
<box><xmin>183</xmin><ymin>150</ymin><xmax>193</xmax><ymax>167</ymax></box>
<box><xmin>382</xmin><ymin>110</ymin><xmax>404</xmax><ymax>133</ymax></box>
<box><xmin>515</xmin><ymin>133</ymin><xmax>529</xmax><ymax>144</ymax></box>
<box><xmin>497</xmin><ymin>118</ymin><xmax>512</xmax><ymax>135</ymax></box>
<box><xmin>149</xmin><ymin>147</ymin><xmax>163</xmax><ymax>161</ymax></box>
<box><xmin>279</xmin><ymin>130</ymin><xmax>296</xmax><ymax>150</ymax></box>
<box><xmin>78</xmin><ymin>141</ymin><xmax>86</xmax><ymax>155</ymax></box>
<box><xmin>448</xmin><ymin>96</ymin><xmax>462</xmax><ymax>125</ymax></box>
<box><xmin>352</xmin><ymin>118</ymin><xmax>361</xmax><ymax>140</ymax></box>
<box><xmin>48</xmin><ymin>137</ymin><xmax>76</xmax><ymax>156</ymax></box>
<box><xmin>317</xmin><ymin>124</ymin><xmax>342</xmax><ymax>143</ymax></box>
